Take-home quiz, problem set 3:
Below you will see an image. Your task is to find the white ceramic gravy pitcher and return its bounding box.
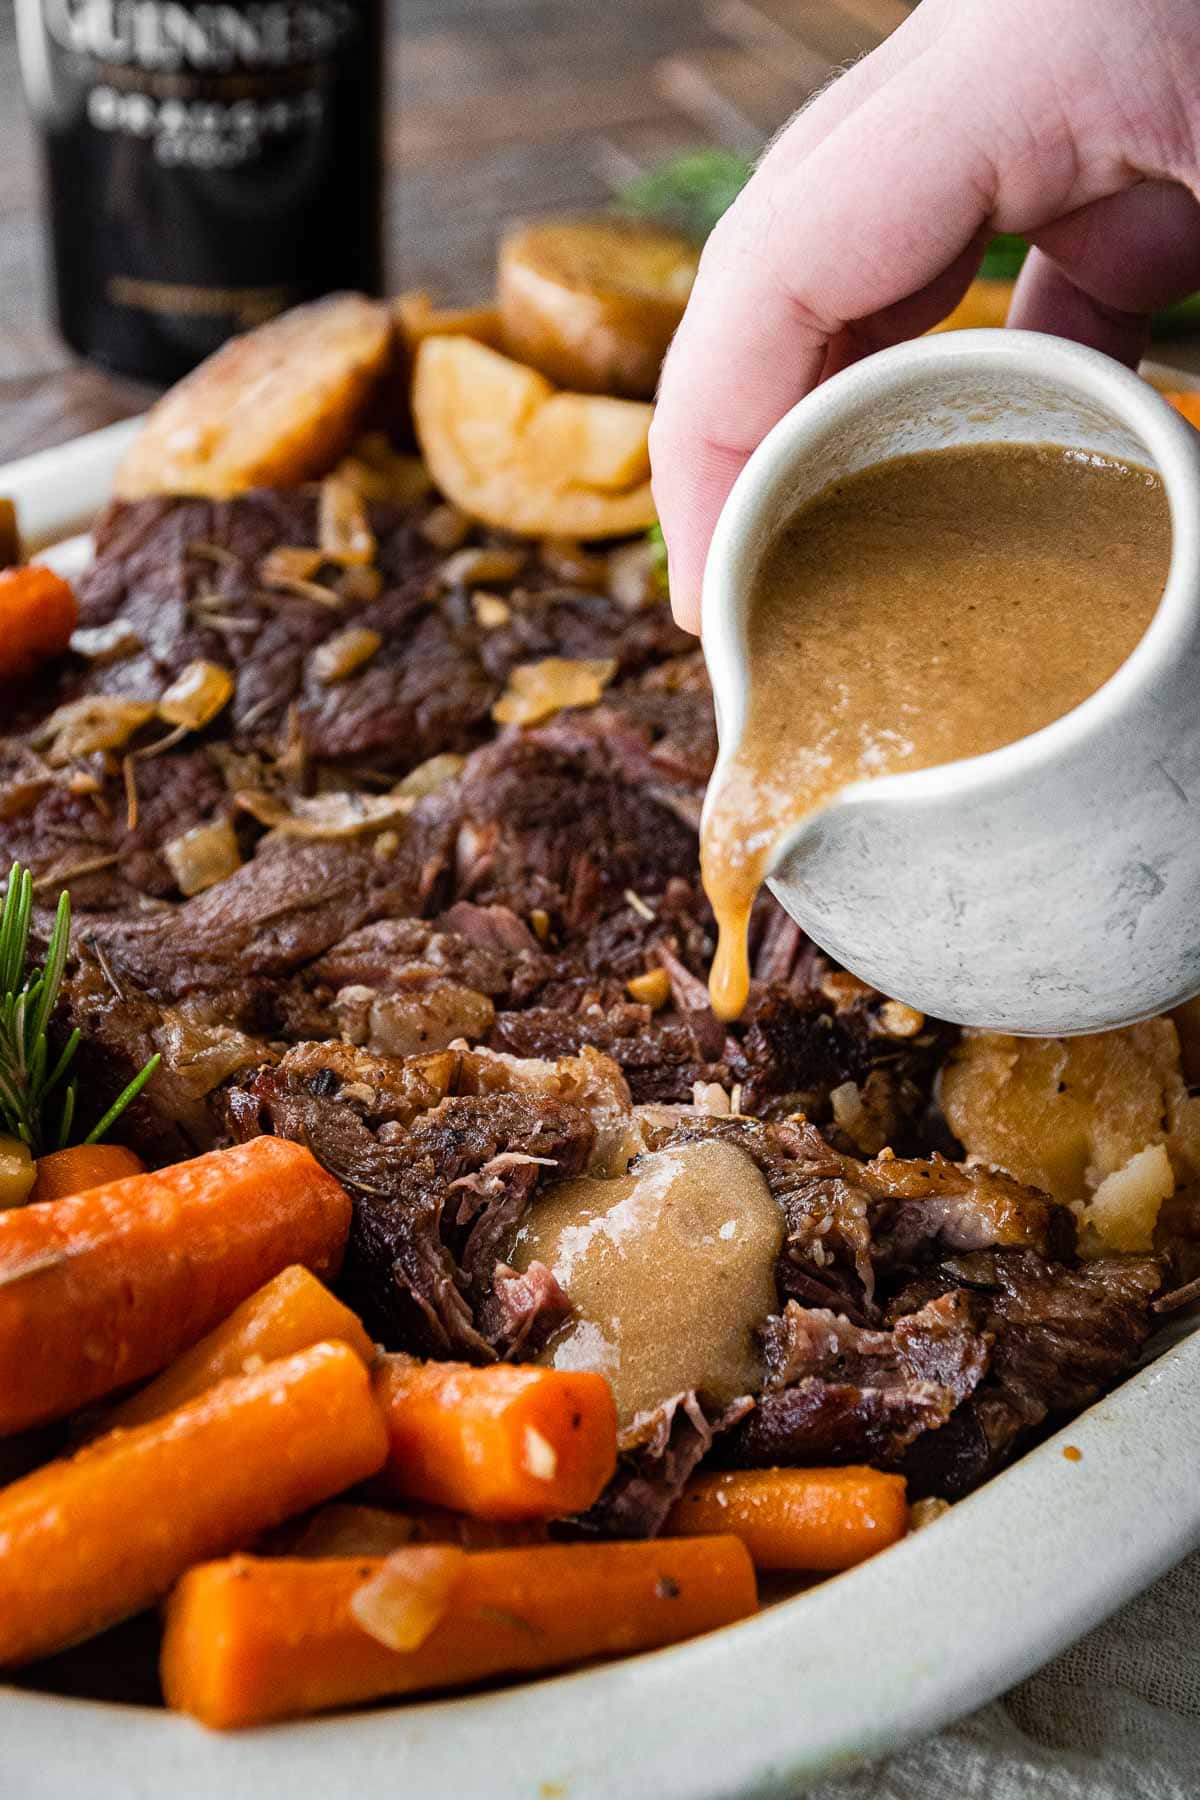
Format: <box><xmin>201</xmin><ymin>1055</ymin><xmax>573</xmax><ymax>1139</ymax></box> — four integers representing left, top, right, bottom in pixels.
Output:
<box><xmin>701</xmin><ymin>328</ymin><xmax>1200</xmax><ymax>1035</ymax></box>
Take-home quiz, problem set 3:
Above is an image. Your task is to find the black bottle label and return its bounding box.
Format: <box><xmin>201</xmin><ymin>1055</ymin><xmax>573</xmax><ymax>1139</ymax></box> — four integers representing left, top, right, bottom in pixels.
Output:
<box><xmin>17</xmin><ymin>0</ymin><xmax>383</xmax><ymax>384</ymax></box>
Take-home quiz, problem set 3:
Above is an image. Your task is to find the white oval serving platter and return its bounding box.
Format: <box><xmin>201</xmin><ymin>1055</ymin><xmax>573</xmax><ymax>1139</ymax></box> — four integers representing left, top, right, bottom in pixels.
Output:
<box><xmin>3</xmin><ymin>408</ymin><xmax>1200</xmax><ymax>1799</ymax></box>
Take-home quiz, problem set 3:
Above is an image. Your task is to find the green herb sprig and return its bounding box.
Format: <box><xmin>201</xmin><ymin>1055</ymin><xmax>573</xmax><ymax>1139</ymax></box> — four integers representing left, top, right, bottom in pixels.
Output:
<box><xmin>0</xmin><ymin>862</ymin><xmax>159</xmax><ymax>1156</ymax></box>
<box><xmin>619</xmin><ymin>150</ymin><xmax>753</xmax><ymax>242</ymax></box>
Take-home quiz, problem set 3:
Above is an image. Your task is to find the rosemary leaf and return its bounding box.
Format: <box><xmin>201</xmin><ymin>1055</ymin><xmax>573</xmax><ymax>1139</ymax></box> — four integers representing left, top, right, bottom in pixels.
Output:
<box><xmin>0</xmin><ymin>863</ymin><xmax>158</xmax><ymax>1155</ymax></box>
<box><xmin>83</xmin><ymin>1054</ymin><xmax>161</xmax><ymax>1146</ymax></box>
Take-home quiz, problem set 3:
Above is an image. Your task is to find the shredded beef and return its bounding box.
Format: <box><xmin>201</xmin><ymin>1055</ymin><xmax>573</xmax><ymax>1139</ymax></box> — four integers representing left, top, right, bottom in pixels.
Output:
<box><xmin>568</xmin><ymin>1392</ymin><xmax>752</xmax><ymax>1541</ymax></box>
<box><xmin>722</xmin><ymin>1293</ymin><xmax>991</xmax><ymax>1469</ymax></box>
<box><xmin>3</xmin><ymin>484</ymin><xmax>1167</xmax><ymax>1541</ymax></box>
<box><xmin>222</xmin><ymin>1043</ymin><xmax>597</xmax><ymax>1354</ymax></box>
<box><xmin>886</xmin><ymin>1250</ymin><xmax>1162</xmax><ymax>1495</ymax></box>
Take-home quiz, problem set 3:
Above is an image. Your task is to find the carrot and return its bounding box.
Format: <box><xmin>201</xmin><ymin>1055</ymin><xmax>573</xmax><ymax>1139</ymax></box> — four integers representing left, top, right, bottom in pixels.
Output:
<box><xmin>0</xmin><ymin>1340</ymin><xmax>388</xmax><ymax>1667</ymax></box>
<box><xmin>100</xmin><ymin>1264</ymin><xmax>376</xmax><ymax>1434</ymax></box>
<box><xmin>663</xmin><ymin>1467</ymin><xmax>909</xmax><ymax>1571</ymax></box>
<box><xmin>161</xmin><ymin>1536</ymin><xmax>758</xmax><ymax>1727</ymax></box>
<box><xmin>929</xmin><ymin>278</ymin><xmax>1015</xmax><ymax>334</ymax></box>
<box><xmin>1165</xmin><ymin>391</ymin><xmax>1200</xmax><ymax>431</ymax></box>
<box><xmin>373</xmin><ymin>1353</ymin><xmax>618</xmax><ymax>1521</ymax></box>
<box><xmin>0</xmin><ymin>1136</ymin><xmax>351</xmax><ymax>1435</ymax></box>
<box><xmin>29</xmin><ymin>1142</ymin><xmax>145</xmax><ymax>1206</ymax></box>
<box><xmin>0</xmin><ymin>564</ymin><xmax>78</xmax><ymax>681</ymax></box>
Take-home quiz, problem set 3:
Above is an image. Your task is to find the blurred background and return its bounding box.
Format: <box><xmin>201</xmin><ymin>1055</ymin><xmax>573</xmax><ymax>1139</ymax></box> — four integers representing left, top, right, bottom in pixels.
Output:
<box><xmin>3</xmin><ymin>0</ymin><xmax>1197</xmax><ymax>465</ymax></box>
<box><xmin>0</xmin><ymin>0</ymin><xmax>916</xmax><ymax>458</ymax></box>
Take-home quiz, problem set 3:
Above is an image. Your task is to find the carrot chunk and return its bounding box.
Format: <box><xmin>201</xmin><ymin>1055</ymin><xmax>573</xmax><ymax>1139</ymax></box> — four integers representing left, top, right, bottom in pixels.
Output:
<box><xmin>0</xmin><ymin>565</ymin><xmax>77</xmax><ymax>681</ymax></box>
<box><xmin>30</xmin><ymin>1143</ymin><xmax>145</xmax><ymax>1206</ymax></box>
<box><xmin>1165</xmin><ymin>391</ymin><xmax>1200</xmax><ymax>431</ymax></box>
<box><xmin>373</xmin><ymin>1353</ymin><xmax>617</xmax><ymax>1521</ymax></box>
<box><xmin>664</xmin><ymin>1467</ymin><xmax>909</xmax><ymax>1571</ymax></box>
<box><xmin>0</xmin><ymin>1341</ymin><xmax>388</xmax><ymax>1667</ymax></box>
<box><xmin>0</xmin><ymin>1136</ymin><xmax>351</xmax><ymax>1434</ymax></box>
<box><xmin>161</xmin><ymin>1536</ymin><xmax>758</xmax><ymax>1728</ymax></box>
<box><xmin>102</xmin><ymin>1264</ymin><xmax>376</xmax><ymax>1434</ymax></box>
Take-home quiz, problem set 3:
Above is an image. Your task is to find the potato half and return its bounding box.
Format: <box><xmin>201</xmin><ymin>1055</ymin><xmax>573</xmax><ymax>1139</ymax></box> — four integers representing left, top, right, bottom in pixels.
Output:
<box><xmin>498</xmin><ymin>218</ymin><xmax>699</xmax><ymax>399</ymax></box>
<box><xmin>412</xmin><ymin>335</ymin><xmax>656</xmax><ymax>539</ymax></box>
<box><xmin>116</xmin><ymin>294</ymin><xmax>394</xmax><ymax>499</ymax></box>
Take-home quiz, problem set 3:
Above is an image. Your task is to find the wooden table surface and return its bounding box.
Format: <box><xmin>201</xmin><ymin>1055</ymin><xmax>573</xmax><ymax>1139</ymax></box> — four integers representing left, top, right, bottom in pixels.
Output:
<box><xmin>2</xmin><ymin>0</ymin><xmax>1192</xmax><ymax>469</ymax></box>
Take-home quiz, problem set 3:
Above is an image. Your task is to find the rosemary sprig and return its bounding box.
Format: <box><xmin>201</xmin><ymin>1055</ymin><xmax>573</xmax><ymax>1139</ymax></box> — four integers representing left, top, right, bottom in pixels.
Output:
<box><xmin>0</xmin><ymin>862</ymin><xmax>160</xmax><ymax>1156</ymax></box>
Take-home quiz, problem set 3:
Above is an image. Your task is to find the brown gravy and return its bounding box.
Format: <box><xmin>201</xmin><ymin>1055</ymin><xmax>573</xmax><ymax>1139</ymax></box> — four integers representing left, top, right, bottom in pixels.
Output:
<box><xmin>703</xmin><ymin>441</ymin><xmax>1172</xmax><ymax>1020</ymax></box>
<box><xmin>508</xmin><ymin>1139</ymin><xmax>781</xmax><ymax>1426</ymax></box>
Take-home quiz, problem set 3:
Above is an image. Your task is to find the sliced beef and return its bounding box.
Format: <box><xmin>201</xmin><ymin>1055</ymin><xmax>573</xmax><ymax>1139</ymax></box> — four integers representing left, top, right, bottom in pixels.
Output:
<box><xmin>310</xmin><ymin>911</ymin><xmax>551</xmax><ymax>1007</ymax></box>
<box><xmin>886</xmin><ymin>1249</ymin><xmax>1162</xmax><ymax>1496</ymax></box>
<box><xmin>0</xmin><ymin>745</ymin><xmax>232</xmax><ymax>913</ymax></box>
<box><xmin>67</xmin><ymin>495</ymin><xmax>688</xmax><ymax>775</ymax></box>
<box><xmin>721</xmin><ymin>1292</ymin><xmax>991</xmax><ymax>1469</ymax></box>
<box><xmin>489</xmin><ymin>990</ymin><xmax>732</xmax><ymax>1106</ymax></box>
<box><xmin>78</xmin><ymin>810</ymin><xmax>457</xmax><ymax>1002</ymax></box>
<box><xmin>451</xmin><ymin>734</ymin><xmax>701</xmax><ymax>930</ymax></box>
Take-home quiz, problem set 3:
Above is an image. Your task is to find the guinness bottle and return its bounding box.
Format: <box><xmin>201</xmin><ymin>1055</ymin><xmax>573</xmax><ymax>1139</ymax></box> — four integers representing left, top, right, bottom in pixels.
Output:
<box><xmin>17</xmin><ymin>0</ymin><xmax>384</xmax><ymax>383</ymax></box>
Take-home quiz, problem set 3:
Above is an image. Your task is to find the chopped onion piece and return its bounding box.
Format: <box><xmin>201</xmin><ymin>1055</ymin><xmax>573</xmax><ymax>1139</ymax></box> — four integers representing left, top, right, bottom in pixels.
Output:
<box><xmin>235</xmin><ymin>787</ymin><xmax>414</xmax><ymax>838</ymax></box>
<box><xmin>158</xmin><ymin>660</ymin><xmax>234</xmax><ymax>730</ymax></box>
<box><xmin>69</xmin><ymin>618</ymin><xmax>143</xmax><ymax>664</ymax></box>
<box><xmin>626</xmin><ymin>968</ymin><xmax>671</xmax><ymax>1010</ymax></box>
<box><xmin>492</xmin><ymin>656</ymin><xmax>617</xmax><ymax>727</ymax></box>
<box><xmin>473</xmin><ymin>591</ymin><xmax>511</xmax><ymax>629</ymax></box>
<box><xmin>607</xmin><ymin>539</ymin><xmax>659</xmax><ymax>610</ymax></box>
<box><xmin>164</xmin><ymin>817</ymin><xmax>241</xmax><ymax>896</ymax></box>
<box><xmin>438</xmin><ymin>545</ymin><xmax>526</xmax><ymax>589</ymax></box>
<box><xmin>521</xmin><ymin>1425</ymin><xmax>558</xmax><ymax>1481</ymax></box>
<box><xmin>0</xmin><ymin>1135</ymin><xmax>35</xmax><ymax>1211</ymax></box>
<box><xmin>35</xmin><ymin>696</ymin><xmax>156</xmax><ymax>764</ymax></box>
<box><xmin>311</xmin><ymin>627</ymin><xmax>383</xmax><ymax>685</ymax></box>
<box><xmin>349</xmin><ymin>1546</ymin><xmax>465</xmax><ymax>1652</ymax></box>
<box><xmin>876</xmin><ymin>999</ymin><xmax>925</xmax><ymax>1038</ymax></box>
<box><xmin>277</xmin><ymin>1504</ymin><xmax>416</xmax><ymax>1559</ymax></box>
<box><xmin>420</xmin><ymin>502</ymin><xmax>471</xmax><ymax>551</ymax></box>
<box><xmin>339</xmin><ymin>565</ymin><xmax>384</xmax><ymax>604</ymax></box>
<box><xmin>336</xmin><ymin>435</ymin><xmax>433</xmax><ymax>507</ymax></box>
<box><xmin>692</xmin><ymin>1081</ymin><xmax>732</xmax><ymax>1116</ymax></box>
<box><xmin>394</xmin><ymin>752</ymin><xmax>466</xmax><ymax>798</ymax></box>
<box><xmin>319</xmin><ymin>475</ymin><xmax>377</xmax><ymax>566</ymax></box>
<box><xmin>910</xmin><ymin>1497</ymin><xmax>951</xmax><ymax>1531</ymax></box>
<box><xmin>539</xmin><ymin>537</ymin><xmax>608</xmax><ymax>589</ymax></box>
<box><xmin>258</xmin><ymin>546</ymin><xmax>323</xmax><ymax>587</ymax></box>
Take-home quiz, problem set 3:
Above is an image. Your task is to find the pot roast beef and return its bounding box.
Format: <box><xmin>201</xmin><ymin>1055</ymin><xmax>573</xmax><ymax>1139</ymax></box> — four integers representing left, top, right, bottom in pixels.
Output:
<box><xmin>0</xmin><ymin>486</ymin><xmax>1165</xmax><ymax>1534</ymax></box>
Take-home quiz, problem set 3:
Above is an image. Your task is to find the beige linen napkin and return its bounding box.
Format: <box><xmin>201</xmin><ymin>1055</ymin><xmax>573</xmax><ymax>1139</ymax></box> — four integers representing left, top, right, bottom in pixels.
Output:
<box><xmin>806</xmin><ymin>1547</ymin><xmax>1200</xmax><ymax>1799</ymax></box>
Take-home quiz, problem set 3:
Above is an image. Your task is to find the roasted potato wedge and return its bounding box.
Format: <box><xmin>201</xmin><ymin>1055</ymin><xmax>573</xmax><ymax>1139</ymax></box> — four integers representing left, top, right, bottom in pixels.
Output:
<box><xmin>412</xmin><ymin>335</ymin><xmax>656</xmax><ymax>539</ymax></box>
<box><xmin>396</xmin><ymin>290</ymin><xmax>504</xmax><ymax>353</ymax></box>
<box><xmin>498</xmin><ymin>217</ymin><xmax>699</xmax><ymax>399</ymax></box>
<box><xmin>116</xmin><ymin>294</ymin><xmax>394</xmax><ymax>499</ymax></box>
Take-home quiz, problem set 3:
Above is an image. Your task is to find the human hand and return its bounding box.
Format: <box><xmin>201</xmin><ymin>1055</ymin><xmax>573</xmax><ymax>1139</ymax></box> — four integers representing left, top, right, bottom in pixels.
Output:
<box><xmin>651</xmin><ymin>0</ymin><xmax>1200</xmax><ymax>632</ymax></box>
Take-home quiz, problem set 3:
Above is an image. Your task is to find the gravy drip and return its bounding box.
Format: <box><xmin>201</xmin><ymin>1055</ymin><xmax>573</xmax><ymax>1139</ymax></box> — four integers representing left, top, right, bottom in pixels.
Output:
<box><xmin>702</xmin><ymin>442</ymin><xmax>1172</xmax><ymax>1019</ymax></box>
<box><xmin>509</xmin><ymin>1138</ymin><xmax>781</xmax><ymax>1426</ymax></box>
